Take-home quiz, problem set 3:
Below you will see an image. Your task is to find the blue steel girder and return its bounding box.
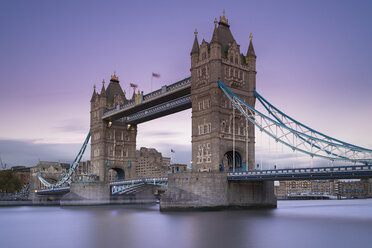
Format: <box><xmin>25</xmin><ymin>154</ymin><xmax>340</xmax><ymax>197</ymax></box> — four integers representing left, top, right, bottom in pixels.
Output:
<box><xmin>36</xmin><ymin>187</ymin><xmax>70</xmax><ymax>195</ymax></box>
<box><xmin>227</xmin><ymin>164</ymin><xmax>372</xmax><ymax>181</ymax></box>
<box><xmin>102</xmin><ymin>77</ymin><xmax>191</xmax><ymax>122</ymax></box>
<box><xmin>218</xmin><ymin>80</ymin><xmax>372</xmax><ymax>164</ymax></box>
<box><xmin>37</xmin><ymin>132</ymin><xmax>91</xmax><ymax>189</ymax></box>
<box><xmin>110</xmin><ymin>178</ymin><xmax>168</xmax><ymax>195</ymax></box>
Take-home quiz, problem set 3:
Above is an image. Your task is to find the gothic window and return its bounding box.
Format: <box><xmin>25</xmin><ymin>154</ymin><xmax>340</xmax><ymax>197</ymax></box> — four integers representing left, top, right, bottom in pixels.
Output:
<box><xmin>235</xmin><ymin>70</ymin><xmax>238</xmax><ymax>78</ymax></box>
<box><xmin>123</xmin><ymin>148</ymin><xmax>128</xmax><ymax>157</ymax></box>
<box><xmin>115</xmin><ymin>131</ymin><xmax>121</xmax><ymax>140</ymax></box>
<box><xmin>202</xmin><ymin>52</ymin><xmax>207</xmax><ymax>60</ymax></box>
<box><xmin>202</xmin><ymin>68</ymin><xmax>206</xmax><ymax>76</ymax></box>
<box><xmin>239</xmin><ymin>71</ymin><xmax>242</xmax><ymax>79</ymax></box>
<box><xmin>235</xmin><ymin>56</ymin><xmax>238</xmax><ymax>64</ymax></box>
<box><xmin>115</xmin><ymin>148</ymin><xmax>121</xmax><ymax>157</ymax></box>
<box><xmin>205</xmin><ymin>99</ymin><xmax>210</xmax><ymax>109</ymax></box>
<box><xmin>94</xmin><ymin>149</ymin><xmax>99</xmax><ymax>156</ymax></box>
<box><xmin>230</xmin><ymin>56</ymin><xmax>233</xmax><ymax>63</ymax></box>
<box><xmin>197</xmin><ymin>143</ymin><xmax>211</xmax><ymax>164</ymax></box>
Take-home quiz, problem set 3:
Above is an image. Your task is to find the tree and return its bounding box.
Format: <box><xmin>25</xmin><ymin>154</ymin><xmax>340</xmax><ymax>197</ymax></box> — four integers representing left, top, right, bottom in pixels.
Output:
<box><xmin>0</xmin><ymin>171</ymin><xmax>22</xmax><ymax>193</ymax></box>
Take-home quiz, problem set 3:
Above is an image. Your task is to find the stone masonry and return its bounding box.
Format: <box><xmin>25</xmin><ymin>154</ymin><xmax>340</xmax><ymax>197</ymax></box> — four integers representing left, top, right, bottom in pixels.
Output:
<box><xmin>90</xmin><ymin>73</ymin><xmax>137</xmax><ymax>183</ymax></box>
<box><xmin>160</xmin><ymin>11</ymin><xmax>276</xmax><ymax>210</ymax></box>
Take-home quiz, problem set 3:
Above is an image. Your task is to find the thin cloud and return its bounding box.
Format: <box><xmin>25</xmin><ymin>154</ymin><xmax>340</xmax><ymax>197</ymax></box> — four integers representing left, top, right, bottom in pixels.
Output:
<box><xmin>0</xmin><ymin>139</ymin><xmax>90</xmax><ymax>167</ymax></box>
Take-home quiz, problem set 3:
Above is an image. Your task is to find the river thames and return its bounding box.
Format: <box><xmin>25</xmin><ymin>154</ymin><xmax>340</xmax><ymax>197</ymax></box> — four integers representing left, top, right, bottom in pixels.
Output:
<box><xmin>1</xmin><ymin>199</ymin><xmax>372</xmax><ymax>248</ymax></box>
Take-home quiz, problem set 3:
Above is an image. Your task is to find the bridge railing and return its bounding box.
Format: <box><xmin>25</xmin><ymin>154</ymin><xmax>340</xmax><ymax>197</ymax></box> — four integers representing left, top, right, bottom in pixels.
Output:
<box><xmin>35</xmin><ymin>187</ymin><xmax>71</xmax><ymax>194</ymax></box>
<box><xmin>110</xmin><ymin>177</ymin><xmax>168</xmax><ymax>186</ymax></box>
<box><xmin>227</xmin><ymin>164</ymin><xmax>372</xmax><ymax>180</ymax></box>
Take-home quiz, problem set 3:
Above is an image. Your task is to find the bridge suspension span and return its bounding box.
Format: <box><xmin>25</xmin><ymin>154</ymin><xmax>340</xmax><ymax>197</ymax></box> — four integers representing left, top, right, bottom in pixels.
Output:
<box><xmin>218</xmin><ymin>79</ymin><xmax>372</xmax><ymax>165</ymax></box>
<box><xmin>37</xmin><ymin>132</ymin><xmax>91</xmax><ymax>188</ymax></box>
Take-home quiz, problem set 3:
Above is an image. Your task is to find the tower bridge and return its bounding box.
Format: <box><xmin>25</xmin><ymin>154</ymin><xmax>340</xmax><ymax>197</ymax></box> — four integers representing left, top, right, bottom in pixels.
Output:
<box><xmin>34</xmin><ymin>11</ymin><xmax>372</xmax><ymax>209</ymax></box>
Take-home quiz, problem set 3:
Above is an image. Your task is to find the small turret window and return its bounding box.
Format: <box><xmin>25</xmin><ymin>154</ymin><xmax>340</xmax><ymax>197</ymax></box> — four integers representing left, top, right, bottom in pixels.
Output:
<box><xmin>235</xmin><ymin>57</ymin><xmax>238</xmax><ymax>64</ymax></box>
<box><xmin>202</xmin><ymin>52</ymin><xmax>207</xmax><ymax>60</ymax></box>
<box><xmin>230</xmin><ymin>56</ymin><xmax>233</xmax><ymax>63</ymax></box>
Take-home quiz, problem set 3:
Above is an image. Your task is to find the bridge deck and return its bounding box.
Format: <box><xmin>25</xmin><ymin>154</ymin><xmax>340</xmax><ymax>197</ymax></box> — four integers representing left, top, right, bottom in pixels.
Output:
<box><xmin>102</xmin><ymin>77</ymin><xmax>191</xmax><ymax>122</ymax></box>
<box><xmin>36</xmin><ymin>165</ymin><xmax>372</xmax><ymax>194</ymax></box>
<box><xmin>227</xmin><ymin>165</ymin><xmax>372</xmax><ymax>181</ymax></box>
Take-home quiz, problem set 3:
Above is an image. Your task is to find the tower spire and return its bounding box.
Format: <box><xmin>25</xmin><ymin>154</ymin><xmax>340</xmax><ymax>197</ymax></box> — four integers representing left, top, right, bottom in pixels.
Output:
<box><xmin>219</xmin><ymin>9</ymin><xmax>229</xmax><ymax>26</ymax></box>
<box><xmin>111</xmin><ymin>71</ymin><xmax>119</xmax><ymax>82</ymax></box>
<box><xmin>100</xmin><ymin>79</ymin><xmax>106</xmax><ymax>96</ymax></box>
<box><xmin>91</xmin><ymin>84</ymin><xmax>97</xmax><ymax>102</ymax></box>
<box><xmin>247</xmin><ymin>33</ymin><xmax>256</xmax><ymax>58</ymax></box>
<box><xmin>191</xmin><ymin>28</ymin><xmax>199</xmax><ymax>55</ymax></box>
<box><xmin>211</xmin><ymin>18</ymin><xmax>219</xmax><ymax>44</ymax></box>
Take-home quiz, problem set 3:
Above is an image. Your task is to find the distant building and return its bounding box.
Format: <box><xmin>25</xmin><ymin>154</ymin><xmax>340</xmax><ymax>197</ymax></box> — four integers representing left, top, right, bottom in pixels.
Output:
<box><xmin>337</xmin><ymin>179</ymin><xmax>372</xmax><ymax>198</ymax></box>
<box><xmin>275</xmin><ymin>179</ymin><xmax>372</xmax><ymax>199</ymax></box>
<box><xmin>30</xmin><ymin>161</ymin><xmax>70</xmax><ymax>190</ymax></box>
<box><xmin>169</xmin><ymin>164</ymin><xmax>188</xmax><ymax>173</ymax></box>
<box><xmin>10</xmin><ymin>166</ymin><xmax>31</xmax><ymax>189</ymax></box>
<box><xmin>135</xmin><ymin>147</ymin><xmax>170</xmax><ymax>179</ymax></box>
<box><xmin>72</xmin><ymin>160</ymin><xmax>93</xmax><ymax>182</ymax></box>
<box><xmin>312</xmin><ymin>180</ymin><xmax>334</xmax><ymax>195</ymax></box>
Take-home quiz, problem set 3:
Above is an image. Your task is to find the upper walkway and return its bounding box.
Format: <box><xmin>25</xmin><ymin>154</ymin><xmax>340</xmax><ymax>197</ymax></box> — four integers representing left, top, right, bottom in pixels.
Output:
<box><xmin>102</xmin><ymin>77</ymin><xmax>191</xmax><ymax>123</ymax></box>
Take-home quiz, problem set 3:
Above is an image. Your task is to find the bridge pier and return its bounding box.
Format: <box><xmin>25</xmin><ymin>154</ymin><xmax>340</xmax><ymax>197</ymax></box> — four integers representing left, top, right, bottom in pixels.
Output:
<box><xmin>160</xmin><ymin>172</ymin><xmax>276</xmax><ymax>211</ymax></box>
<box><xmin>60</xmin><ymin>182</ymin><xmax>110</xmax><ymax>205</ymax></box>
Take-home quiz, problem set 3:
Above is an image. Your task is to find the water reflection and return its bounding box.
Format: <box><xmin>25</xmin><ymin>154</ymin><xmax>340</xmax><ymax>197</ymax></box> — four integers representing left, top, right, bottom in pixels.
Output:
<box><xmin>1</xmin><ymin>200</ymin><xmax>372</xmax><ymax>248</ymax></box>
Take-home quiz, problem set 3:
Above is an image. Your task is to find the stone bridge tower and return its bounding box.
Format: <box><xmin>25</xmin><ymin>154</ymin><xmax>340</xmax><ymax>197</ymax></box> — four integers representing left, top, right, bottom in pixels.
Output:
<box><xmin>190</xmin><ymin>11</ymin><xmax>256</xmax><ymax>172</ymax></box>
<box><xmin>90</xmin><ymin>73</ymin><xmax>137</xmax><ymax>182</ymax></box>
<box><xmin>161</xmin><ymin>11</ymin><xmax>276</xmax><ymax>210</ymax></box>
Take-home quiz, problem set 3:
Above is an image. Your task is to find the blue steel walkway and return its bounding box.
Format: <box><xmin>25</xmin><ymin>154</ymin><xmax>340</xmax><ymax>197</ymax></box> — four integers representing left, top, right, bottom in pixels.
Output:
<box><xmin>227</xmin><ymin>165</ymin><xmax>372</xmax><ymax>181</ymax></box>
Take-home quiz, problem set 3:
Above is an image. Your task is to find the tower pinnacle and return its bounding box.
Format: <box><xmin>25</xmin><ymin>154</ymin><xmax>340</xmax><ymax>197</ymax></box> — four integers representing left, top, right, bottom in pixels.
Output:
<box><xmin>219</xmin><ymin>9</ymin><xmax>229</xmax><ymax>26</ymax></box>
<box><xmin>191</xmin><ymin>28</ymin><xmax>199</xmax><ymax>55</ymax></box>
<box><xmin>100</xmin><ymin>80</ymin><xmax>106</xmax><ymax>96</ymax></box>
<box><xmin>247</xmin><ymin>34</ymin><xmax>256</xmax><ymax>58</ymax></box>
<box><xmin>111</xmin><ymin>71</ymin><xmax>119</xmax><ymax>82</ymax></box>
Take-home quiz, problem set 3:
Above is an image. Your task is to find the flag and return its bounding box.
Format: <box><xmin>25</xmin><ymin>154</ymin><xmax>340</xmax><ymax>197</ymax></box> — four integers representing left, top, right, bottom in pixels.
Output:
<box><xmin>171</xmin><ymin>149</ymin><xmax>175</xmax><ymax>153</ymax></box>
<box><xmin>152</xmin><ymin>72</ymin><xmax>160</xmax><ymax>78</ymax></box>
<box><xmin>130</xmin><ymin>83</ymin><xmax>138</xmax><ymax>88</ymax></box>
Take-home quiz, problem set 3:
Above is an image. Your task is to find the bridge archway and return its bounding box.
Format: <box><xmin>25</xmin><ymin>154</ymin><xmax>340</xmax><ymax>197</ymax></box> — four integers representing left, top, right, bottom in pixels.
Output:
<box><xmin>108</xmin><ymin>168</ymin><xmax>125</xmax><ymax>182</ymax></box>
<box><xmin>222</xmin><ymin>151</ymin><xmax>243</xmax><ymax>171</ymax></box>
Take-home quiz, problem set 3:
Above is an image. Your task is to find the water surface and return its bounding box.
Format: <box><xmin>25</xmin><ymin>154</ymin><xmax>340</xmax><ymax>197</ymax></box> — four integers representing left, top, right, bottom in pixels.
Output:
<box><xmin>1</xmin><ymin>199</ymin><xmax>372</xmax><ymax>248</ymax></box>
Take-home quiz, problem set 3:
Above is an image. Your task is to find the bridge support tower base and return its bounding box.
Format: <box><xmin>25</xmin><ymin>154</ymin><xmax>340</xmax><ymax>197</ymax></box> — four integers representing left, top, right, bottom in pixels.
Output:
<box><xmin>160</xmin><ymin>172</ymin><xmax>277</xmax><ymax>211</ymax></box>
<box><xmin>60</xmin><ymin>182</ymin><xmax>110</xmax><ymax>205</ymax></box>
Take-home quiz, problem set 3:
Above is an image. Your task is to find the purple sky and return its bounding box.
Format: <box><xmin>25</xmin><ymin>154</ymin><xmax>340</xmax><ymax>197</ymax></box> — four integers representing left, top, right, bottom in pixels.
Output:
<box><xmin>0</xmin><ymin>0</ymin><xmax>371</xmax><ymax>167</ymax></box>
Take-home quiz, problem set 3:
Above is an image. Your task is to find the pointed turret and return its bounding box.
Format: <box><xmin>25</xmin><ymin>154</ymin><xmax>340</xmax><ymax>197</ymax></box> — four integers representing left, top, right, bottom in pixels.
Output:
<box><xmin>211</xmin><ymin>18</ymin><xmax>219</xmax><ymax>44</ymax></box>
<box><xmin>191</xmin><ymin>29</ymin><xmax>199</xmax><ymax>55</ymax></box>
<box><xmin>90</xmin><ymin>84</ymin><xmax>97</xmax><ymax>102</ymax></box>
<box><xmin>100</xmin><ymin>80</ymin><xmax>106</xmax><ymax>97</ymax></box>
<box><xmin>247</xmin><ymin>33</ymin><xmax>256</xmax><ymax>58</ymax></box>
<box><xmin>210</xmin><ymin>17</ymin><xmax>221</xmax><ymax>60</ymax></box>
